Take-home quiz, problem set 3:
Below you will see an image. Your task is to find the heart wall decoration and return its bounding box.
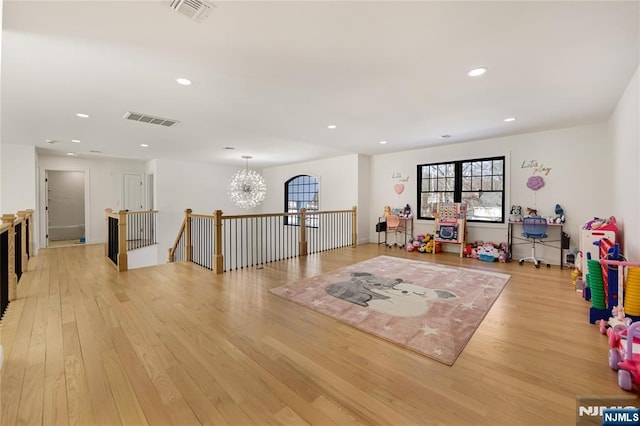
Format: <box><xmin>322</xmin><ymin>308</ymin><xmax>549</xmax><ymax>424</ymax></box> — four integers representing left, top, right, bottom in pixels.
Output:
<box><xmin>394</xmin><ymin>183</ymin><xmax>405</xmax><ymax>194</ymax></box>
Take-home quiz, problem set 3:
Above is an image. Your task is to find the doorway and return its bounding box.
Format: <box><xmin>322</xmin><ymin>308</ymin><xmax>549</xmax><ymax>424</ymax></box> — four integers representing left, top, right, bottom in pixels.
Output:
<box><xmin>46</xmin><ymin>170</ymin><xmax>86</xmax><ymax>247</ymax></box>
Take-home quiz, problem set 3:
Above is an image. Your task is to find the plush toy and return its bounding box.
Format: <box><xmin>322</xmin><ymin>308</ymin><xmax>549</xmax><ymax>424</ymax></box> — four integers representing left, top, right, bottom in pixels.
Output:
<box><xmin>498</xmin><ymin>251</ymin><xmax>508</xmax><ymax>263</ymax></box>
<box><xmin>526</xmin><ymin>207</ymin><xmax>538</xmax><ymax>217</ymax></box>
<box><xmin>383</xmin><ymin>205</ymin><xmax>392</xmax><ymax>217</ymax></box>
<box><xmin>405</xmin><ymin>242</ymin><xmax>414</xmax><ymax>252</ymax></box>
<box><xmin>400</xmin><ymin>204</ymin><xmax>412</xmax><ymax>218</ymax></box>
<box><xmin>554</xmin><ymin>204</ymin><xmax>565</xmax><ymax>224</ymax></box>
<box><xmin>471</xmin><ymin>248</ymin><xmax>478</xmax><ymax>259</ymax></box>
<box><xmin>463</xmin><ymin>244</ymin><xmax>473</xmax><ymax>257</ymax></box>
<box><xmin>509</xmin><ymin>205</ymin><xmax>523</xmax><ymax>222</ymax></box>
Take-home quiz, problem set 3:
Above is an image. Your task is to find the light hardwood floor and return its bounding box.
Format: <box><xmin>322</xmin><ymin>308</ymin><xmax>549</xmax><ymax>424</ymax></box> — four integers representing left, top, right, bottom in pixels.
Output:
<box><xmin>0</xmin><ymin>243</ymin><xmax>628</xmax><ymax>425</ymax></box>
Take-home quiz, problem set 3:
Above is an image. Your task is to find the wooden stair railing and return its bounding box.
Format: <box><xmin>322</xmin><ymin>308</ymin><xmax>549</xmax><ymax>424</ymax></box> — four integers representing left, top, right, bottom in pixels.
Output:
<box><xmin>168</xmin><ymin>206</ymin><xmax>358</xmax><ymax>274</ymax></box>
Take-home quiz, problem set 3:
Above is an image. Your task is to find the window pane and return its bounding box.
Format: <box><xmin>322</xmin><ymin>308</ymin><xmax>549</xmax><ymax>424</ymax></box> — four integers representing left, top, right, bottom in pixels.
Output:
<box><xmin>462</xmin><ymin>191</ymin><xmax>502</xmax><ymax>222</ymax></box>
<box><xmin>482</xmin><ymin>176</ymin><xmax>492</xmax><ymax>191</ymax></box>
<box><xmin>437</xmin><ymin>179</ymin><xmax>445</xmax><ymax>191</ymax></box>
<box><xmin>493</xmin><ymin>176</ymin><xmax>503</xmax><ymax>190</ymax></box>
<box><xmin>462</xmin><ymin>177</ymin><xmax>472</xmax><ymax>191</ymax></box>
<box><xmin>472</xmin><ymin>161</ymin><xmax>481</xmax><ymax>176</ymax></box>
<box><xmin>482</xmin><ymin>161</ymin><xmax>492</xmax><ymax>175</ymax></box>
<box><xmin>438</xmin><ymin>164</ymin><xmax>447</xmax><ymax>178</ymax></box>
<box><xmin>462</xmin><ymin>163</ymin><xmax>471</xmax><ymax>177</ymax></box>
<box><xmin>446</xmin><ymin>163</ymin><xmax>455</xmax><ymax>177</ymax></box>
<box><xmin>493</xmin><ymin>160</ymin><xmax>504</xmax><ymax>175</ymax></box>
<box><xmin>472</xmin><ymin>176</ymin><xmax>481</xmax><ymax>191</ymax></box>
<box><xmin>430</xmin><ymin>165</ymin><xmax>438</xmax><ymax>177</ymax></box>
<box><xmin>446</xmin><ymin>177</ymin><xmax>455</xmax><ymax>191</ymax></box>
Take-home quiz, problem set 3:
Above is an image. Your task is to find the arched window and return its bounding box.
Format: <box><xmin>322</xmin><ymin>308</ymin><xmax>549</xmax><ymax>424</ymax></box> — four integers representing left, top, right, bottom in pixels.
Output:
<box><xmin>285</xmin><ymin>175</ymin><xmax>319</xmax><ymax>226</ymax></box>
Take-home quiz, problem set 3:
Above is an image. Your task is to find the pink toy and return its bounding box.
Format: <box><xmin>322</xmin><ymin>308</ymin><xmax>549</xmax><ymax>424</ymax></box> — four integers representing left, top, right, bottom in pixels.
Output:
<box><xmin>608</xmin><ymin>321</ymin><xmax>640</xmax><ymax>391</ymax></box>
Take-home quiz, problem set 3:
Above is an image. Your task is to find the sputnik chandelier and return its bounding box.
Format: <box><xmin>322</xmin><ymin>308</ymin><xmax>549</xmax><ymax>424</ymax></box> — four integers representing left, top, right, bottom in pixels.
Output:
<box><xmin>227</xmin><ymin>155</ymin><xmax>267</xmax><ymax>209</ymax></box>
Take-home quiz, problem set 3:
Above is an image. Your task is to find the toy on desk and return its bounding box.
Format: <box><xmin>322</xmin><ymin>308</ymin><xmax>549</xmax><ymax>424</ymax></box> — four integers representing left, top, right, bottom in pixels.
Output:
<box><xmin>553</xmin><ymin>204</ymin><xmax>565</xmax><ymax>224</ymax></box>
<box><xmin>383</xmin><ymin>206</ymin><xmax>392</xmax><ymax>217</ymax></box>
<box><xmin>399</xmin><ymin>204</ymin><xmax>412</xmax><ymax>218</ymax></box>
<box><xmin>509</xmin><ymin>205</ymin><xmax>523</xmax><ymax>222</ymax></box>
<box><xmin>526</xmin><ymin>207</ymin><xmax>538</xmax><ymax>217</ymax></box>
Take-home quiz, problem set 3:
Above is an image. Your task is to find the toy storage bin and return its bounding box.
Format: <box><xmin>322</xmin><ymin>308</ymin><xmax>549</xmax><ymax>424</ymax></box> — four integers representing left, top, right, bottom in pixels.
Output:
<box><xmin>478</xmin><ymin>254</ymin><xmax>497</xmax><ymax>262</ymax></box>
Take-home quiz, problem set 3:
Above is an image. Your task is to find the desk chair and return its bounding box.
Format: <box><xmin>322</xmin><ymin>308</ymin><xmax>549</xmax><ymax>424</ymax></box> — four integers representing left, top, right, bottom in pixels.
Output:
<box><xmin>519</xmin><ymin>216</ymin><xmax>550</xmax><ymax>268</ymax></box>
<box><xmin>385</xmin><ymin>215</ymin><xmax>403</xmax><ymax>247</ymax></box>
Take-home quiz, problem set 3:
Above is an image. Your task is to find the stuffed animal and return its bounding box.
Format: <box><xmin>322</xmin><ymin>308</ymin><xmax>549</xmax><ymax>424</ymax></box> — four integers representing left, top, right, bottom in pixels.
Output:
<box><xmin>383</xmin><ymin>205</ymin><xmax>392</xmax><ymax>217</ymax></box>
<box><xmin>554</xmin><ymin>204</ymin><xmax>565</xmax><ymax>224</ymax></box>
<box><xmin>526</xmin><ymin>207</ymin><xmax>538</xmax><ymax>217</ymax></box>
<box><xmin>509</xmin><ymin>205</ymin><xmax>523</xmax><ymax>222</ymax></box>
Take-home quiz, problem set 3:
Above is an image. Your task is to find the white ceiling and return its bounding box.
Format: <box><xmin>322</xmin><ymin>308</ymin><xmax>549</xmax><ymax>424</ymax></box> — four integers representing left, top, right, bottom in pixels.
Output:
<box><xmin>2</xmin><ymin>1</ymin><xmax>639</xmax><ymax>168</ymax></box>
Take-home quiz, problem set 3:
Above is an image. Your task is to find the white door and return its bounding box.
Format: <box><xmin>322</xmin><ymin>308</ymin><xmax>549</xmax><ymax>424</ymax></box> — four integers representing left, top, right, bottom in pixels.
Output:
<box><xmin>123</xmin><ymin>173</ymin><xmax>144</xmax><ymax>211</ymax></box>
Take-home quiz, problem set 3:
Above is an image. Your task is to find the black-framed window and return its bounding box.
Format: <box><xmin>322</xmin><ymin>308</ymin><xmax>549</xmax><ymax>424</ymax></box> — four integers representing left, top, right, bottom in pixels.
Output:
<box><xmin>417</xmin><ymin>156</ymin><xmax>505</xmax><ymax>223</ymax></box>
<box><xmin>285</xmin><ymin>175</ymin><xmax>319</xmax><ymax>226</ymax></box>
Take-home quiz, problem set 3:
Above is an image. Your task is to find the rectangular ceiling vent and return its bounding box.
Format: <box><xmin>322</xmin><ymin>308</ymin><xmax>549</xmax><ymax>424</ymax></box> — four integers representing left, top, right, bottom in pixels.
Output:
<box><xmin>123</xmin><ymin>111</ymin><xmax>180</xmax><ymax>128</ymax></box>
<box><xmin>169</xmin><ymin>0</ymin><xmax>214</xmax><ymax>23</ymax></box>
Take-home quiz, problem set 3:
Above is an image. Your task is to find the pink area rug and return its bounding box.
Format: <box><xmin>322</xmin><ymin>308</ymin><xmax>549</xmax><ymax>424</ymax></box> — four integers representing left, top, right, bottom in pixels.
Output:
<box><xmin>270</xmin><ymin>255</ymin><xmax>510</xmax><ymax>365</ymax></box>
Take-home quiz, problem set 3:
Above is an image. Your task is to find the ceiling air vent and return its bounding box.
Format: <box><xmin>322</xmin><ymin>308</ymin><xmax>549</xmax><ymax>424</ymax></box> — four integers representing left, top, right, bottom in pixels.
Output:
<box><xmin>123</xmin><ymin>111</ymin><xmax>180</xmax><ymax>128</ymax></box>
<box><xmin>169</xmin><ymin>0</ymin><xmax>214</xmax><ymax>23</ymax></box>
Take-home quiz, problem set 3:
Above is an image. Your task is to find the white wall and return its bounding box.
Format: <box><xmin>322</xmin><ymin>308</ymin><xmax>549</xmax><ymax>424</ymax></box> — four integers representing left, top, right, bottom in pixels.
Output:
<box><xmin>38</xmin><ymin>154</ymin><xmax>147</xmax><ymax>247</ymax></box>
<box><xmin>369</xmin><ymin>123</ymin><xmax>612</xmax><ymax>264</ymax></box>
<box><xmin>610</xmin><ymin>65</ymin><xmax>640</xmax><ymax>261</ymax></box>
<box><xmin>1</xmin><ymin>144</ymin><xmax>37</xmax><ymax>215</ymax></box>
<box><xmin>261</xmin><ymin>154</ymin><xmax>360</xmax><ymax>213</ymax></box>
<box><xmin>154</xmin><ymin>158</ymin><xmax>241</xmax><ymax>264</ymax></box>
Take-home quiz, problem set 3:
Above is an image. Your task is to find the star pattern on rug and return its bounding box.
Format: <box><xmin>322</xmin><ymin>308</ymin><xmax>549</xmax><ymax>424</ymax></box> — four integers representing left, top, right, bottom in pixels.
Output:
<box><xmin>306</xmin><ymin>286</ymin><xmax>315</xmax><ymax>291</ymax></box>
<box><xmin>462</xmin><ymin>301</ymin><xmax>475</xmax><ymax>309</ymax></box>
<box><xmin>454</xmin><ymin>318</ymin><xmax>463</xmax><ymax>323</ymax></box>
<box><xmin>311</xmin><ymin>300</ymin><xmax>325</xmax><ymax>307</ymax></box>
<box><xmin>357</xmin><ymin>310</ymin><xmax>370</xmax><ymax>317</ymax></box>
<box><xmin>433</xmin><ymin>348</ymin><xmax>443</xmax><ymax>356</ymax></box>
<box><xmin>420</xmin><ymin>325</ymin><xmax>439</xmax><ymax>336</ymax></box>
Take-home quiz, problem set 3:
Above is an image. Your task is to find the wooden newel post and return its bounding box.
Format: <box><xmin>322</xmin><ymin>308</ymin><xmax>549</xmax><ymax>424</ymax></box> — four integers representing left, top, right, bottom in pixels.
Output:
<box><xmin>2</xmin><ymin>214</ymin><xmax>17</xmax><ymax>301</ymax></box>
<box><xmin>168</xmin><ymin>248</ymin><xmax>175</xmax><ymax>263</ymax></box>
<box><xmin>105</xmin><ymin>208</ymin><xmax>113</xmax><ymax>257</ymax></box>
<box><xmin>352</xmin><ymin>205</ymin><xmax>358</xmax><ymax>247</ymax></box>
<box><xmin>117</xmin><ymin>210</ymin><xmax>128</xmax><ymax>272</ymax></box>
<box><xmin>17</xmin><ymin>211</ymin><xmax>28</xmax><ymax>269</ymax></box>
<box><xmin>214</xmin><ymin>210</ymin><xmax>224</xmax><ymax>274</ymax></box>
<box><xmin>299</xmin><ymin>208</ymin><xmax>308</xmax><ymax>256</ymax></box>
<box><xmin>26</xmin><ymin>209</ymin><xmax>34</xmax><ymax>257</ymax></box>
<box><xmin>184</xmin><ymin>209</ymin><xmax>192</xmax><ymax>262</ymax></box>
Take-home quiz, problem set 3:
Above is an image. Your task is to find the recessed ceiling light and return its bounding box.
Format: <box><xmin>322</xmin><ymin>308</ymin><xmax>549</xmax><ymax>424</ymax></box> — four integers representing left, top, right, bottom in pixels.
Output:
<box><xmin>76</xmin><ymin>113</ymin><xmax>90</xmax><ymax>118</ymax></box>
<box><xmin>224</xmin><ymin>146</ymin><xmax>235</xmax><ymax>150</ymax></box>
<box><xmin>71</xmin><ymin>139</ymin><xmax>81</xmax><ymax>143</ymax></box>
<box><xmin>379</xmin><ymin>140</ymin><xmax>388</xmax><ymax>144</ymax></box>
<box><xmin>176</xmin><ymin>78</ymin><xmax>192</xmax><ymax>86</ymax></box>
<box><xmin>327</xmin><ymin>124</ymin><xmax>337</xmax><ymax>129</ymax></box>
<box><xmin>504</xmin><ymin>117</ymin><xmax>517</xmax><ymax>122</ymax></box>
<box><xmin>45</xmin><ymin>139</ymin><xmax>57</xmax><ymax>144</ymax></box>
<box><xmin>66</xmin><ymin>152</ymin><xmax>76</xmax><ymax>156</ymax></box>
<box><xmin>140</xmin><ymin>144</ymin><xmax>149</xmax><ymax>148</ymax></box>
<box><xmin>440</xmin><ymin>134</ymin><xmax>452</xmax><ymax>139</ymax></box>
<box><xmin>90</xmin><ymin>150</ymin><xmax>102</xmax><ymax>153</ymax></box>
<box><xmin>467</xmin><ymin>67</ymin><xmax>487</xmax><ymax>77</ymax></box>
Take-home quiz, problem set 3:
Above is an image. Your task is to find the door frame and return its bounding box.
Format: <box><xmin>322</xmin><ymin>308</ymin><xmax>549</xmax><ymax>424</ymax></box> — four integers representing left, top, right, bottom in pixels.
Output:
<box><xmin>39</xmin><ymin>167</ymin><xmax>91</xmax><ymax>248</ymax></box>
